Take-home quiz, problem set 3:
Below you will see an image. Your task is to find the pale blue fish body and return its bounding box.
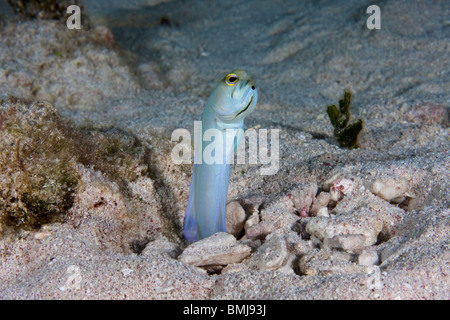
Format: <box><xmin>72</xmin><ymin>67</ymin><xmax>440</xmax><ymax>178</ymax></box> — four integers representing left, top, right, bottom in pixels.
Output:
<box><xmin>184</xmin><ymin>70</ymin><xmax>257</xmax><ymax>242</ymax></box>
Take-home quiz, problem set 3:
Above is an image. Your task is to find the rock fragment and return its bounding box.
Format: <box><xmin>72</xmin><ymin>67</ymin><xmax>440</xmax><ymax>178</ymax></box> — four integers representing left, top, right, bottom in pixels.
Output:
<box><xmin>290</xmin><ymin>183</ymin><xmax>318</xmax><ymax>215</ymax></box>
<box><xmin>284</xmin><ymin>232</ymin><xmax>314</xmax><ymax>256</ymax></box>
<box><xmin>245</xmin><ymin>233</ymin><xmax>288</xmax><ymax>271</ymax></box>
<box><xmin>225</xmin><ymin>201</ymin><xmax>246</xmax><ymax>238</ymax></box>
<box><xmin>305</xmin><ymin>208</ymin><xmax>383</xmax><ymax>246</ymax></box>
<box><xmin>322</xmin><ymin>169</ymin><xmax>351</xmax><ymax>192</ymax></box>
<box><xmin>316</xmin><ymin>207</ymin><xmax>330</xmax><ymax>217</ymax></box>
<box><xmin>310</xmin><ymin>192</ymin><xmax>331</xmax><ymax>216</ymax></box>
<box><xmin>330</xmin><ymin>178</ymin><xmax>354</xmax><ymax>202</ymax></box>
<box><xmin>141</xmin><ymin>236</ymin><xmax>181</xmax><ymax>258</ymax></box>
<box><xmin>358</xmin><ymin>248</ymin><xmax>379</xmax><ymax>266</ymax></box>
<box><xmin>323</xmin><ymin>234</ymin><xmax>366</xmax><ymax>254</ymax></box>
<box><xmin>178</xmin><ymin>232</ymin><xmax>251</xmax><ymax>267</ymax></box>
<box><xmin>245</xmin><ymin>221</ymin><xmax>276</xmax><ymax>240</ymax></box>
<box><xmin>298</xmin><ymin>249</ymin><xmax>366</xmax><ymax>276</ymax></box>
<box><xmin>370</xmin><ymin>177</ymin><xmax>409</xmax><ymax>202</ymax></box>
<box><xmin>244</xmin><ymin>210</ymin><xmax>260</xmax><ymax>231</ymax></box>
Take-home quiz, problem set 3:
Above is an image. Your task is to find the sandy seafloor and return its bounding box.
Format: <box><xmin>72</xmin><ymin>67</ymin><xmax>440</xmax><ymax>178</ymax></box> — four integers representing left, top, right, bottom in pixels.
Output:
<box><xmin>0</xmin><ymin>0</ymin><xmax>449</xmax><ymax>299</ymax></box>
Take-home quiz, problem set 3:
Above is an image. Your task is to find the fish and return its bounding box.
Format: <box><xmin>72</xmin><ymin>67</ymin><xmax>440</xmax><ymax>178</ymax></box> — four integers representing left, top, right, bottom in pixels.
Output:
<box><xmin>183</xmin><ymin>69</ymin><xmax>257</xmax><ymax>242</ymax></box>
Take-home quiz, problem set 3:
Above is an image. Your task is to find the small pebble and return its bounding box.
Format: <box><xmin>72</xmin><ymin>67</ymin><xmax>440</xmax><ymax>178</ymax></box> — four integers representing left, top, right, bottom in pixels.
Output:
<box><xmin>358</xmin><ymin>248</ymin><xmax>379</xmax><ymax>266</ymax></box>
<box><xmin>244</xmin><ymin>210</ymin><xmax>260</xmax><ymax>231</ymax></box>
<box><xmin>305</xmin><ymin>208</ymin><xmax>383</xmax><ymax>246</ymax></box>
<box><xmin>246</xmin><ymin>233</ymin><xmax>288</xmax><ymax>271</ymax></box>
<box><xmin>245</xmin><ymin>221</ymin><xmax>276</xmax><ymax>240</ymax></box>
<box><xmin>225</xmin><ymin>201</ymin><xmax>246</xmax><ymax>238</ymax></box>
<box><xmin>298</xmin><ymin>249</ymin><xmax>366</xmax><ymax>276</ymax></box>
<box><xmin>370</xmin><ymin>177</ymin><xmax>409</xmax><ymax>202</ymax></box>
<box><xmin>178</xmin><ymin>232</ymin><xmax>251</xmax><ymax>267</ymax></box>
<box><xmin>310</xmin><ymin>192</ymin><xmax>331</xmax><ymax>216</ymax></box>
<box><xmin>323</xmin><ymin>234</ymin><xmax>366</xmax><ymax>254</ymax></box>
<box><xmin>330</xmin><ymin>178</ymin><xmax>354</xmax><ymax>202</ymax></box>
<box><xmin>290</xmin><ymin>182</ymin><xmax>318</xmax><ymax>215</ymax></box>
<box><xmin>284</xmin><ymin>232</ymin><xmax>313</xmax><ymax>255</ymax></box>
<box><xmin>141</xmin><ymin>236</ymin><xmax>181</xmax><ymax>258</ymax></box>
<box><xmin>34</xmin><ymin>231</ymin><xmax>52</xmax><ymax>240</ymax></box>
<box><xmin>323</xmin><ymin>173</ymin><xmax>343</xmax><ymax>192</ymax></box>
<box><xmin>121</xmin><ymin>268</ymin><xmax>133</xmax><ymax>276</ymax></box>
<box><xmin>316</xmin><ymin>207</ymin><xmax>330</xmax><ymax>217</ymax></box>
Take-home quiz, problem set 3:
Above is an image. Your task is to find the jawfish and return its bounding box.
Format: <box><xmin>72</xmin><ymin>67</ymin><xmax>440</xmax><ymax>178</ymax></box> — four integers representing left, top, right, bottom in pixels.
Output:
<box><xmin>183</xmin><ymin>69</ymin><xmax>257</xmax><ymax>242</ymax></box>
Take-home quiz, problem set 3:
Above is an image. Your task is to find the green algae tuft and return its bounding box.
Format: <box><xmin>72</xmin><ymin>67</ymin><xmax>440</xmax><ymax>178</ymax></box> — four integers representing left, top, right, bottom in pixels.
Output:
<box><xmin>0</xmin><ymin>98</ymin><xmax>148</xmax><ymax>234</ymax></box>
<box><xmin>326</xmin><ymin>89</ymin><xmax>364</xmax><ymax>149</ymax></box>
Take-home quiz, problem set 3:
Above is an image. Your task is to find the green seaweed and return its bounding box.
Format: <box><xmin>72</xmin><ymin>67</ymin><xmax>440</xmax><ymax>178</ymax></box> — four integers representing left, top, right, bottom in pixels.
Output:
<box><xmin>326</xmin><ymin>89</ymin><xmax>364</xmax><ymax>149</ymax></box>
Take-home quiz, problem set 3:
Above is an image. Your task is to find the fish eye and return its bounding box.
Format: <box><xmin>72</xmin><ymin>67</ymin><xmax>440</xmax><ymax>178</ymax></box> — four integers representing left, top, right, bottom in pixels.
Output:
<box><xmin>225</xmin><ymin>74</ymin><xmax>238</xmax><ymax>86</ymax></box>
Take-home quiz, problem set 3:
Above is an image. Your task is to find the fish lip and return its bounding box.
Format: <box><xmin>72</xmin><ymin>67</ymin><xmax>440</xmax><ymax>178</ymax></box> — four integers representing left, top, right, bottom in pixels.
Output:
<box><xmin>234</xmin><ymin>95</ymin><xmax>253</xmax><ymax>119</ymax></box>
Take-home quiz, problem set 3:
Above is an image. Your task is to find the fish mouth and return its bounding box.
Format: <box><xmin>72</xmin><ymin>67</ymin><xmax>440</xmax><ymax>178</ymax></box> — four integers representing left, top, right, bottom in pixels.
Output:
<box><xmin>234</xmin><ymin>96</ymin><xmax>253</xmax><ymax>119</ymax></box>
